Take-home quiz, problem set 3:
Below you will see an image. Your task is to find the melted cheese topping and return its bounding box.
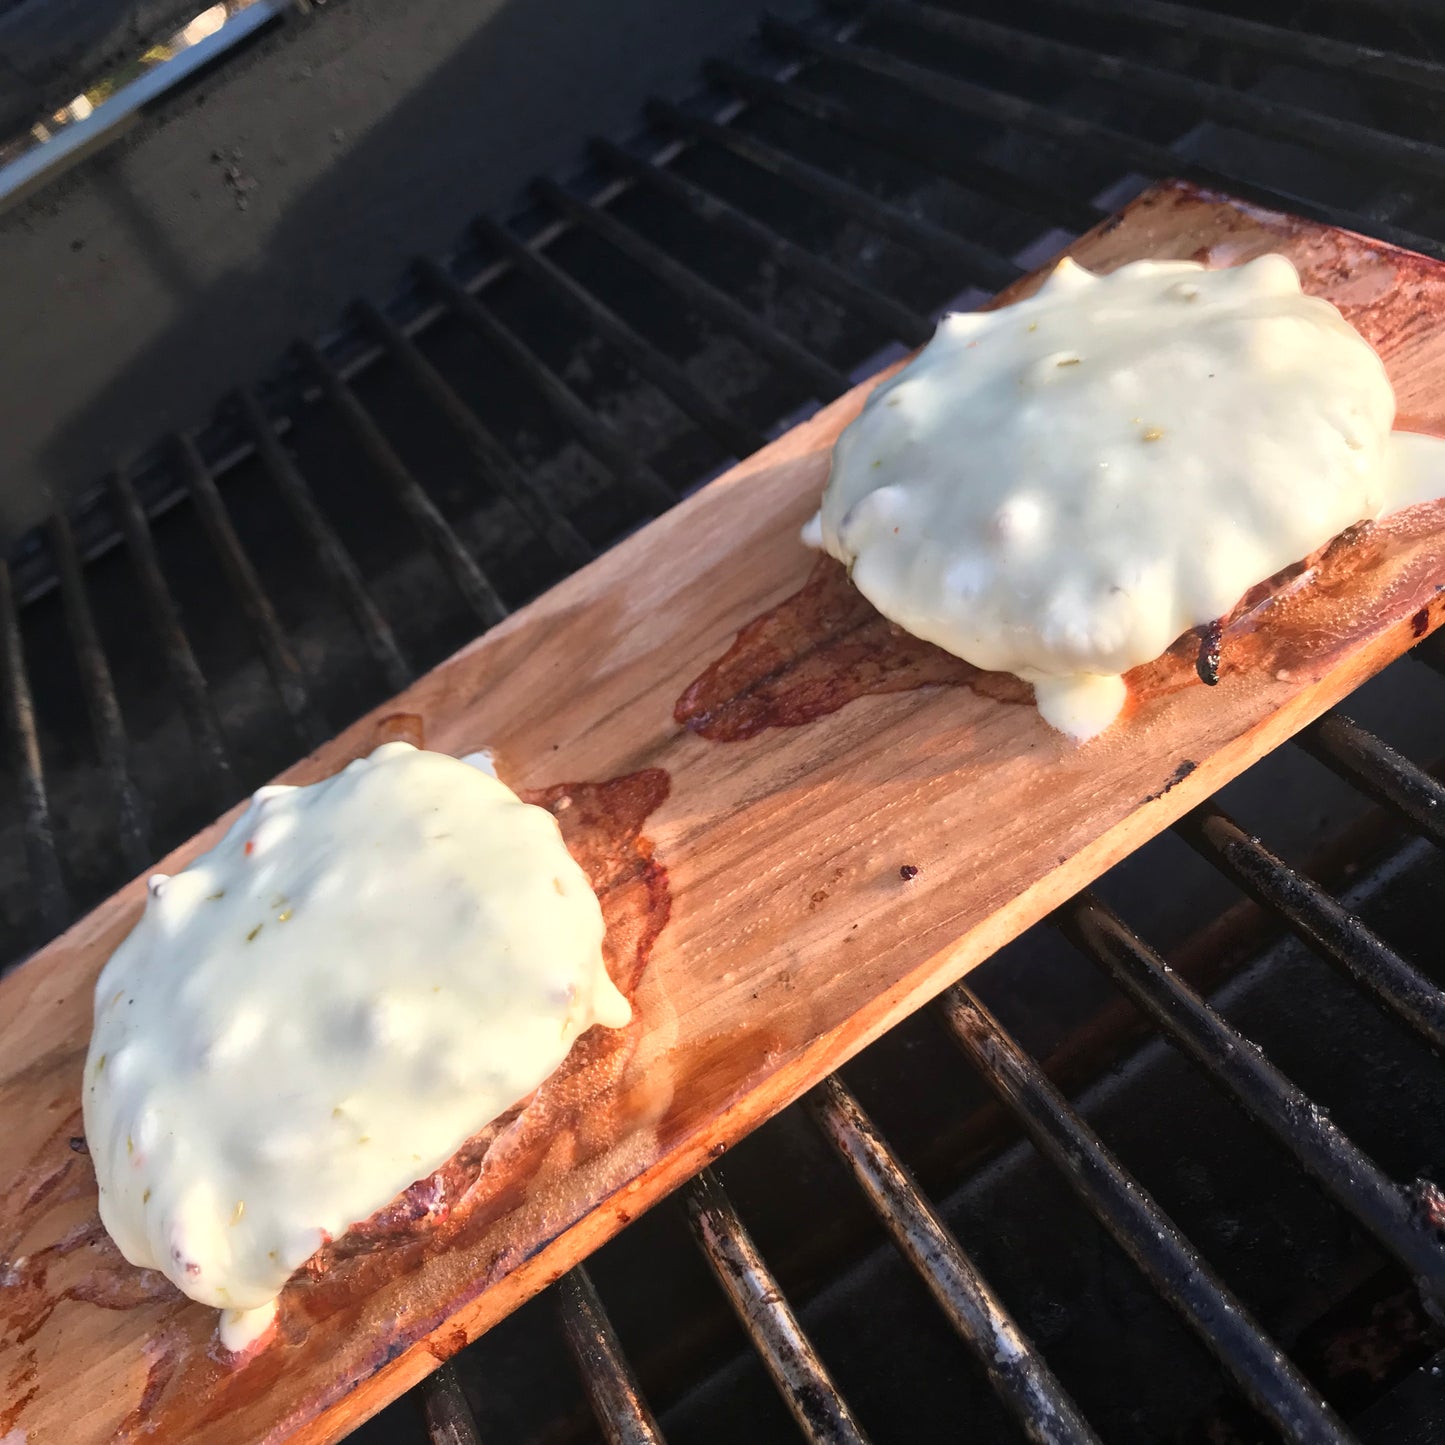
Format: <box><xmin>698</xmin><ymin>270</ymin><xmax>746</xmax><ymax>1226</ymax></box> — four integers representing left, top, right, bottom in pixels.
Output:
<box><xmin>815</xmin><ymin>254</ymin><xmax>1445</xmax><ymax>740</ymax></box>
<box><xmin>82</xmin><ymin>743</ymin><xmax>628</xmax><ymax>1351</ymax></box>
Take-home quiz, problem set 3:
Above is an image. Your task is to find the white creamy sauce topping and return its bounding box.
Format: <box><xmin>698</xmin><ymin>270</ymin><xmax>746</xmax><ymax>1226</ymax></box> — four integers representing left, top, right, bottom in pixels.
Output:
<box><xmin>83</xmin><ymin>742</ymin><xmax>628</xmax><ymax>1352</ymax></box>
<box><xmin>813</xmin><ymin>254</ymin><xmax>1445</xmax><ymax>740</ymax></box>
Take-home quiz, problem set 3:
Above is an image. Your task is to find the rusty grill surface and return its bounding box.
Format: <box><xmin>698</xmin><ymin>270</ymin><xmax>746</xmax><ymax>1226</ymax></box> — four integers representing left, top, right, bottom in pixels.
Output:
<box><xmin>4</xmin><ymin>1</ymin><xmax>1445</xmax><ymax>1442</ymax></box>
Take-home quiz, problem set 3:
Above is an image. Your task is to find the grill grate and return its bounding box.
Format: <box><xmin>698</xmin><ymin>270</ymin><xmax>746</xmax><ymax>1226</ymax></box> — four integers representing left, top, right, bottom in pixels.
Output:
<box><xmin>455</xmin><ymin>748</ymin><xmax>1445</xmax><ymax>1445</ymax></box>
<box><xmin>687</xmin><ymin>1168</ymin><xmax>876</xmax><ymax>1445</ymax></box>
<box><xmin>6</xmin><ymin>1</ymin><xmax>1445</xmax><ymax>1441</ymax></box>
<box><xmin>410</xmin><ymin>746</ymin><xmax>1445</xmax><ymax>1444</ymax></box>
<box><xmin>939</xmin><ymin>985</ymin><xmax>1350</xmax><ymax>1445</ymax></box>
<box><xmin>805</xmin><ymin>1078</ymin><xmax>1098</xmax><ymax>1444</ymax></box>
<box><xmin>557</xmin><ymin>1268</ymin><xmax>668</xmax><ymax>1445</ymax></box>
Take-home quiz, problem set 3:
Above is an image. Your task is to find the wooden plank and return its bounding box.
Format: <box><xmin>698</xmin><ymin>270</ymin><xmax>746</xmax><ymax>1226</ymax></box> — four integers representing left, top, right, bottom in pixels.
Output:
<box><xmin>5</xmin><ymin>179</ymin><xmax>1445</xmax><ymax>1444</ymax></box>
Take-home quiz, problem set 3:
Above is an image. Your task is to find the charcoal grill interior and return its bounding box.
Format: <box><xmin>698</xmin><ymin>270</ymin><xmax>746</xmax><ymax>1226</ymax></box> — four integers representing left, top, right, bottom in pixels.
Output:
<box><xmin>5</xmin><ymin>1</ymin><xmax>1445</xmax><ymax>1442</ymax></box>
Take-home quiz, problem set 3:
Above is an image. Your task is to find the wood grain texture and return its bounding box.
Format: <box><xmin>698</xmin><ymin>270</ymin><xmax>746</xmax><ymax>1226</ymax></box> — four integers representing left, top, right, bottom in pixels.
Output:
<box><xmin>6</xmin><ymin>179</ymin><xmax>1445</xmax><ymax>1444</ymax></box>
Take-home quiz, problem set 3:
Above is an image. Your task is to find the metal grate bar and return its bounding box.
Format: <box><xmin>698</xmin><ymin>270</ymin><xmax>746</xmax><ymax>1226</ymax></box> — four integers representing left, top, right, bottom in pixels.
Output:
<box><xmin>1174</xmin><ymin>802</ymin><xmax>1445</xmax><ymax>1052</ymax></box>
<box><xmin>1060</xmin><ymin>892</ymin><xmax>1445</xmax><ymax>1307</ymax></box>
<box><xmin>687</xmin><ymin>1168</ymin><xmax>874</xmax><ymax>1445</ymax></box>
<box><xmin>49</xmin><ymin>507</ymin><xmax>150</xmax><ymax>873</ymax></box>
<box><xmin>646</xmin><ymin>97</ymin><xmax>1024</xmax><ymax>293</ymax></box>
<box><xmin>867</xmin><ymin>0</ymin><xmax>1445</xmax><ymax>185</ymax></box>
<box><xmin>297</xmin><ymin>340</ymin><xmax>511</xmax><ymax>628</ymax></box>
<box><xmin>707</xmin><ymin>57</ymin><xmax>1103</xmax><ymax>235</ymax></box>
<box><xmin>938</xmin><ymin>983</ymin><xmax>1358</xmax><ymax>1445</ymax></box>
<box><xmin>471</xmin><ymin>212</ymin><xmax>766</xmax><ymax>460</ymax></box>
<box><xmin>173</xmin><ymin>433</ymin><xmax>329</xmax><ymax>752</ymax></box>
<box><xmin>592</xmin><ymin>134</ymin><xmax>935</xmax><ymax>347</ymax></box>
<box><xmin>534</xmin><ymin>175</ymin><xmax>852</xmax><ymax>402</ymax></box>
<box><xmin>1295</xmin><ymin>709</ymin><xmax>1445</xmax><ymax>850</ymax></box>
<box><xmin>0</xmin><ymin>559</ymin><xmax>70</xmax><ymax>937</ymax></box>
<box><xmin>808</xmin><ymin>1075</ymin><xmax>1101</xmax><ymax>1445</ymax></box>
<box><xmin>557</xmin><ymin>1267</ymin><xmax>667</xmax><ymax>1445</ymax></box>
<box><xmin>762</xmin><ymin>20</ymin><xmax>1188</xmax><ymax>183</ymax></box>
<box><xmin>763</xmin><ymin>20</ymin><xmax>1445</xmax><ymax>263</ymax></box>
<box><xmin>1039</xmin><ymin>0</ymin><xmax>1445</xmax><ymax>99</ymax></box>
<box><xmin>108</xmin><ymin>469</ymin><xmax>234</xmax><ymax>804</ymax></box>
<box><xmin>419</xmin><ymin>1362</ymin><xmax>484</xmax><ymax>1445</ymax></box>
<box><xmin>355</xmin><ymin>298</ymin><xmax>596</xmax><ymax>570</ymax></box>
<box><xmin>235</xmin><ymin>387</ymin><xmax>413</xmax><ymax>697</ymax></box>
<box><xmin>417</xmin><ymin>256</ymin><xmax>676</xmax><ymax>515</ymax></box>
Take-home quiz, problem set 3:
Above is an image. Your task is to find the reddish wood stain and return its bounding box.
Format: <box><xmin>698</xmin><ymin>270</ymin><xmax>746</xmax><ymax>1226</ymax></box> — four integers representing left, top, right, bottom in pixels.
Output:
<box><xmin>116</xmin><ymin>1334</ymin><xmax>187</xmax><ymax>1441</ymax></box>
<box><xmin>372</xmin><ymin>712</ymin><xmax>426</xmax><ymax>749</ymax></box>
<box><xmin>678</xmin><ymin>496</ymin><xmax>1444</xmax><ymax>746</ymax></box>
<box><xmin>675</xmin><ymin>556</ymin><xmax>1029</xmax><ymax>741</ymax></box>
<box><xmin>0</xmin><ymin>1385</ymin><xmax>39</xmax><ymax>1433</ymax></box>
<box><xmin>1127</xmin><ymin>510</ymin><xmax>1445</xmax><ymax>712</ymax></box>
<box><xmin>425</xmin><ymin>1325</ymin><xmax>470</xmax><ymax>1363</ymax></box>
<box><xmin>1</xmin><ymin>1119</ymin><xmax>182</xmax><ymax>1353</ymax></box>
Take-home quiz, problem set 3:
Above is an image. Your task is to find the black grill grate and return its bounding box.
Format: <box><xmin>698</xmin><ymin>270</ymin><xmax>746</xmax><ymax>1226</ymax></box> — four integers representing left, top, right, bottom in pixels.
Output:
<box><xmin>436</xmin><ymin>754</ymin><xmax>1445</xmax><ymax>1445</ymax></box>
<box><xmin>6</xmin><ymin>1</ymin><xmax>1445</xmax><ymax>1441</ymax></box>
<box><xmin>404</xmin><ymin>765</ymin><xmax>1445</xmax><ymax>1444</ymax></box>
